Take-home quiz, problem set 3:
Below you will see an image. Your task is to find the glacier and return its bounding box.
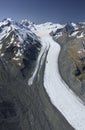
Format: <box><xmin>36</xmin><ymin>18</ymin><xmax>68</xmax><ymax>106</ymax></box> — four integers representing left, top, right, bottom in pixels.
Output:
<box><xmin>33</xmin><ymin>24</ymin><xmax>85</xmax><ymax>130</ymax></box>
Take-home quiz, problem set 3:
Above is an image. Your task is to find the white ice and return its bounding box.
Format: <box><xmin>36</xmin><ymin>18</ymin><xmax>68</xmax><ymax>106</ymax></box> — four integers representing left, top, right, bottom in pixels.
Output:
<box><xmin>69</xmin><ymin>31</ymin><xmax>79</xmax><ymax>37</ymax></box>
<box><xmin>77</xmin><ymin>32</ymin><xmax>84</xmax><ymax>38</ymax></box>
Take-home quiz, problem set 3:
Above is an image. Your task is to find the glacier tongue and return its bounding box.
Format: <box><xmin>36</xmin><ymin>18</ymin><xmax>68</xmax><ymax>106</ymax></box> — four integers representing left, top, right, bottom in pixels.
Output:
<box><xmin>35</xmin><ymin>25</ymin><xmax>85</xmax><ymax>130</ymax></box>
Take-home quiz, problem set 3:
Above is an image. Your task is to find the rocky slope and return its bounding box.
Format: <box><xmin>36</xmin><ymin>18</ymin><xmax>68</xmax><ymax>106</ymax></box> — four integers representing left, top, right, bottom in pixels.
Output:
<box><xmin>52</xmin><ymin>22</ymin><xmax>85</xmax><ymax>102</ymax></box>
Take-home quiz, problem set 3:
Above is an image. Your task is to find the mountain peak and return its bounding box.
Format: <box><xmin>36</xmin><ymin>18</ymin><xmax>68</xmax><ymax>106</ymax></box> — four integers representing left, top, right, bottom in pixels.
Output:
<box><xmin>3</xmin><ymin>18</ymin><xmax>13</xmax><ymax>22</ymax></box>
<box><xmin>0</xmin><ymin>18</ymin><xmax>41</xmax><ymax>67</ymax></box>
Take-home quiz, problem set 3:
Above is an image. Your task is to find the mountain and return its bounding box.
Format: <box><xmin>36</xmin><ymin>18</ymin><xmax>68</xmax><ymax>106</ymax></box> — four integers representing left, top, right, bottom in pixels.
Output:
<box><xmin>0</xmin><ymin>18</ymin><xmax>85</xmax><ymax>130</ymax></box>
<box><xmin>51</xmin><ymin>22</ymin><xmax>85</xmax><ymax>38</ymax></box>
<box><xmin>0</xmin><ymin>18</ymin><xmax>41</xmax><ymax>78</ymax></box>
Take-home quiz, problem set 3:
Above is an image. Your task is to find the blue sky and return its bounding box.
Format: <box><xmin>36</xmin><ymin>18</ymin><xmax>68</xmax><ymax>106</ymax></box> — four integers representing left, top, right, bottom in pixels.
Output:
<box><xmin>0</xmin><ymin>0</ymin><xmax>85</xmax><ymax>23</ymax></box>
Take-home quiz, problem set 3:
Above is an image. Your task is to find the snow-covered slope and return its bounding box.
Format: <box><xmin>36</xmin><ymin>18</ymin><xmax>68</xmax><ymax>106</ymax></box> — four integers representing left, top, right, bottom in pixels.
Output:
<box><xmin>51</xmin><ymin>22</ymin><xmax>85</xmax><ymax>39</ymax></box>
<box><xmin>34</xmin><ymin>24</ymin><xmax>85</xmax><ymax>130</ymax></box>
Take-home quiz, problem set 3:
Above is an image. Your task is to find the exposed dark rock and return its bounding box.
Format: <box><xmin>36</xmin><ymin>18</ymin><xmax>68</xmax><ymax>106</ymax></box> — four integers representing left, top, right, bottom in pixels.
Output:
<box><xmin>75</xmin><ymin>66</ymin><xmax>81</xmax><ymax>76</ymax></box>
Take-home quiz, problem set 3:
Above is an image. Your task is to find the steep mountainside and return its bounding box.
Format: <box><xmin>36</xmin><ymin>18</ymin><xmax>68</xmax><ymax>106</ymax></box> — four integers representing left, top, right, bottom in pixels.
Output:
<box><xmin>52</xmin><ymin>22</ymin><xmax>85</xmax><ymax>101</ymax></box>
<box><xmin>0</xmin><ymin>18</ymin><xmax>41</xmax><ymax>78</ymax></box>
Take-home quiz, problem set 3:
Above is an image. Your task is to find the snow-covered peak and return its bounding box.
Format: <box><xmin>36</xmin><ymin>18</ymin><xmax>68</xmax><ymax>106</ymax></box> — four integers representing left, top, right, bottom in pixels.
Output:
<box><xmin>21</xmin><ymin>19</ymin><xmax>36</xmax><ymax>30</ymax></box>
<box><xmin>0</xmin><ymin>18</ymin><xmax>13</xmax><ymax>27</ymax></box>
<box><xmin>64</xmin><ymin>22</ymin><xmax>75</xmax><ymax>32</ymax></box>
<box><xmin>71</xmin><ymin>22</ymin><xmax>79</xmax><ymax>30</ymax></box>
<box><xmin>21</xmin><ymin>19</ymin><xmax>33</xmax><ymax>26</ymax></box>
<box><xmin>71</xmin><ymin>22</ymin><xmax>76</xmax><ymax>27</ymax></box>
<box><xmin>0</xmin><ymin>18</ymin><xmax>38</xmax><ymax>43</ymax></box>
<box><xmin>0</xmin><ymin>18</ymin><xmax>41</xmax><ymax>66</ymax></box>
<box><xmin>35</xmin><ymin>22</ymin><xmax>64</xmax><ymax>31</ymax></box>
<box><xmin>51</xmin><ymin>22</ymin><xmax>85</xmax><ymax>39</ymax></box>
<box><xmin>34</xmin><ymin>22</ymin><xmax>65</xmax><ymax>37</ymax></box>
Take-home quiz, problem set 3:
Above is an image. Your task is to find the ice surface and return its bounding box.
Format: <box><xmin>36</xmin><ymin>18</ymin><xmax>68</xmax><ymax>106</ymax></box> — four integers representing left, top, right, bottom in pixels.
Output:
<box><xmin>69</xmin><ymin>31</ymin><xmax>79</xmax><ymax>37</ymax></box>
<box><xmin>77</xmin><ymin>32</ymin><xmax>84</xmax><ymax>38</ymax></box>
